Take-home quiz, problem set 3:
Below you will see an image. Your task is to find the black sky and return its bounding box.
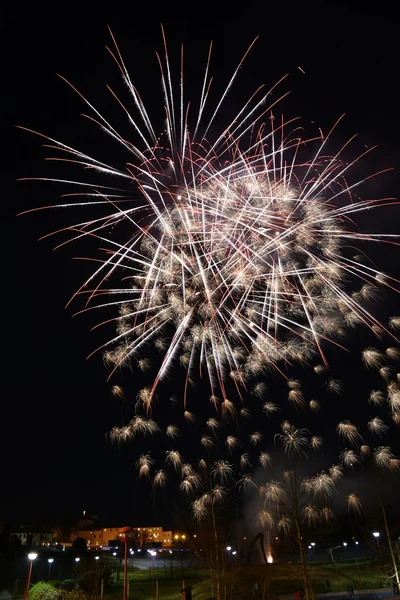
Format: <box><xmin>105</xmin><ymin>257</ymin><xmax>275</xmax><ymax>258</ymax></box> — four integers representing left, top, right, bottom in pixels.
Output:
<box><xmin>1</xmin><ymin>0</ymin><xmax>400</xmax><ymax>525</ymax></box>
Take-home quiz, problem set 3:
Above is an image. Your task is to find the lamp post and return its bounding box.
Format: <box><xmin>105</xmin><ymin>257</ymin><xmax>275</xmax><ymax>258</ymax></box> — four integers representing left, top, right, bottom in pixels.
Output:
<box><xmin>148</xmin><ymin>551</ymin><xmax>157</xmax><ymax>600</ymax></box>
<box><xmin>327</xmin><ymin>545</ymin><xmax>341</xmax><ymax>565</ymax></box>
<box><xmin>47</xmin><ymin>558</ymin><xmax>54</xmax><ymax>579</ymax></box>
<box><xmin>373</xmin><ymin>532</ymin><xmax>380</xmax><ymax>553</ymax></box>
<box><xmin>119</xmin><ymin>526</ymin><xmax>133</xmax><ymax>600</ymax></box>
<box><xmin>24</xmin><ymin>553</ymin><xmax>37</xmax><ymax>600</ymax></box>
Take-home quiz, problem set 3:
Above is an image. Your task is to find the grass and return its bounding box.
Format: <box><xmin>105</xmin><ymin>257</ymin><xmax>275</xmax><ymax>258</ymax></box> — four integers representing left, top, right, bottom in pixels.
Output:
<box><xmin>101</xmin><ymin>558</ymin><xmax>390</xmax><ymax>600</ymax></box>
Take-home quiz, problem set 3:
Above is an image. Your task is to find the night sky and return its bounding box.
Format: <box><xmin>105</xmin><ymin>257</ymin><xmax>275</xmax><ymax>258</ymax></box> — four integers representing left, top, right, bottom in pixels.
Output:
<box><xmin>2</xmin><ymin>0</ymin><xmax>400</xmax><ymax>526</ymax></box>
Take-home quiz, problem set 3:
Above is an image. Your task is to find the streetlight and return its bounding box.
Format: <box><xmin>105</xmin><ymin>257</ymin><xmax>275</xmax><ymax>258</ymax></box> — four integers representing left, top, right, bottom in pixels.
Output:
<box><xmin>148</xmin><ymin>550</ymin><xmax>157</xmax><ymax>600</ymax></box>
<box><xmin>24</xmin><ymin>553</ymin><xmax>37</xmax><ymax>600</ymax></box>
<box><xmin>327</xmin><ymin>545</ymin><xmax>341</xmax><ymax>565</ymax></box>
<box><xmin>343</xmin><ymin>542</ymin><xmax>348</xmax><ymax>548</ymax></box>
<box><xmin>119</xmin><ymin>527</ymin><xmax>133</xmax><ymax>600</ymax></box>
<box><xmin>75</xmin><ymin>557</ymin><xmax>80</xmax><ymax>563</ymax></box>
<box><xmin>310</xmin><ymin>543</ymin><xmax>316</xmax><ymax>547</ymax></box>
<box><xmin>373</xmin><ymin>532</ymin><xmax>380</xmax><ymax>554</ymax></box>
<box><xmin>47</xmin><ymin>558</ymin><xmax>54</xmax><ymax>579</ymax></box>
<box><xmin>226</xmin><ymin>546</ymin><xmax>231</xmax><ymax>552</ymax></box>
<box><xmin>95</xmin><ymin>556</ymin><xmax>100</xmax><ymax>561</ymax></box>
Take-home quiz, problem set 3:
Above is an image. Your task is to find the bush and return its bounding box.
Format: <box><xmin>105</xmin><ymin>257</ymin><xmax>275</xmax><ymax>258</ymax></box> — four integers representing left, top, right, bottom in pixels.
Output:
<box><xmin>58</xmin><ymin>591</ymin><xmax>88</xmax><ymax>600</ymax></box>
<box><xmin>47</xmin><ymin>581</ymin><xmax>61</xmax><ymax>589</ymax></box>
<box><xmin>28</xmin><ymin>582</ymin><xmax>89</xmax><ymax>600</ymax></box>
<box><xmin>60</xmin><ymin>581</ymin><xmax>76</xmax><ymax>592</ymax></box>
<box><xmin>29</xmin><ymin>582</ymin><xmax>59</xmax><ymax>600</ymax></box>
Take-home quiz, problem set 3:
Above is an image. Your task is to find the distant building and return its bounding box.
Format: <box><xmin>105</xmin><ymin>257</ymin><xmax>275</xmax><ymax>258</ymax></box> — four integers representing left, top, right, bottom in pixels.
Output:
<box><xmin>71</xmin><ymin>525</ymin><xmax>173</xmax><ymax>548</ymax></box>
<box><xmin>10</xmin><ymin>526</ymin><xmax>54</xmax><ymax>547</ymax></box>
<box><xmin>132</xmin><ymin>527</ymin><xmax>173</xmax><ymax>548</ymax></box>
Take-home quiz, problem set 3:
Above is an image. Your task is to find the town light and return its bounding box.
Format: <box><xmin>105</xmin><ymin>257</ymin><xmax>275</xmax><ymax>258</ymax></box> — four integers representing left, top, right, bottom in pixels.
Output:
<box><xmin>95</xmin><ymin>556</ymin><xmax>100</xmax><ymax>560</ymax></box>
<box><xmin>226</xmin><ymin>546</ymin><xmax>231</xmax><ymax>551</ymax></box>
<box><xmin>343</xmin><ymin>542</ymin><xmax>347</xmax><ymax>547</ymax></box>
<box><xmin>372</xmin><ymin>532</ymin><xmax>380</xmax><ymax>553</ymax></box>
<box><xmin>24</xmin><ymin>554</ymin><xmax>38</xmax><ymax>600</ymax></box>
<box><xmin>267</xmin><ymin>555</ymin><xmax>273</xmax><ymax>564</ymax></box>
<box><xmin>75</xmin><ymin>557</ymin><xmax>80</xmax><ymax>563</ymax></box>
<box><xmin>310</xmin><ymin>542</ymin><xmax>315</xmax><ymax>547</ymax></box>
<box><xmin>119</xmin><ymin>527</ymin><xmax>133</xmax><ymax>600</ymax></box>
<box><xmin>47</xmin><ymin>558</ymin><xmax>54</xmax><ymax>578</ymax></box>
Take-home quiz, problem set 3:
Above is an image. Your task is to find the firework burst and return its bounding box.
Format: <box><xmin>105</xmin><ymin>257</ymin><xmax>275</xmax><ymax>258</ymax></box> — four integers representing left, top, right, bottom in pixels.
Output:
<box><xmin>20</xmin><ymin>28</ymin><xmax>400</xmax><ymax>414</ymax></box>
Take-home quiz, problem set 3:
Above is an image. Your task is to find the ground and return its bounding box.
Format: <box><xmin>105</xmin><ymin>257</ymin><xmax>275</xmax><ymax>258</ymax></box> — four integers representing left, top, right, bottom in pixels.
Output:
<box><xmin>100</xmin><ymin>557</ymin><xmax>397</xmax><ymax>600</ymax></box>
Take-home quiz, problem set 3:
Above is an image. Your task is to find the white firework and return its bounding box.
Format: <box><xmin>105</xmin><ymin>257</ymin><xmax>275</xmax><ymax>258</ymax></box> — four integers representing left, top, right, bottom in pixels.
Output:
<box><xmin>201</xmin><ymin>435</ymin><xmax>215</xmax><ymax>449</ymax></box>
<box><xmin>367</xmin><ymin>417</ymin><xmax>389</xmax><ymax>436</ymax></box>
<box><xmin>369</xmin><ymin>390</ymin><xmax>386</xmax><ymax>406</ymax></box>
<box><xmin>181</xmin><ymin>463</ymin><xmax>194</xmax><ymax>477</ymax></box>
<box><xmin>252</xmin><ymin>382</ymin><xmax>268</xmax><ymax>398</ymax></box>
<box><xmin>340</xmin><ymin>449</ymin><xmax>361</xmax><ymax>468</ymax></box>
<box><xmin>211</xmin><ymin>460</ymin><xmax>233</xmax><ymax>483</ymax></box>
<box><xmin>166</xmin><ymin>424</ymin><xmax>180</xmax><ymax>439</ymax></box>
<box><xmin>327</xmin><ymin>379</ymin><xmax>342</xmax><ymax>394</ymax></box>
<box><xmin>277</xmin><ymin>424</ymin><xmax>310</xmax><ymax>457</ymax></box>
<box><xmin>240</xmin><ymin>453</ymin><xmax>252</xmax><ymax>469</ymax></box>
<box><xmin>337</xmin><ymin>421</ymin><xmax>362</xmax><ymax>445</ymax></box>
<box><xmin>206</xmin><ymin>417</ymin><xmax>220</xmax><ymax>431</ymax></box>
<box><xmin>263</xmin><ymin>402</ymin><xmax>280</xmax><ymax>415</ymax></box>
<box><xmin>288</xmin><ymin>389</ymin><xmax>305</xmax><ymax>407</ymax></box>
<box><xmin>389</xmin><ymin>317</ymin><xmax>400</xmax><ymax>331</ymax></box>
<box><xmin>386</xmin><ymin>347</ymin><xmax>400</xmax><ymax>362</ymax></box>
<box><xmin>360</xmin><ymin>444</ymin><xmax>371</xmax><ymax>456</ymax></box>
<box><xmin>380</xmin><ymin>366</ymin><xmax>394</xmax><ymax>381</ymax></box>
<box><xmin>130</xmin><ymin>416</ymin><xmax>160</xmax><ymax>437</ymax></box>
<box><xmin>237</xmin><ymin>474</ymin><xmax>258</xmax><ymax>491</ymax></box>
<box><xmin>153</xmin><ymin>470</ymin><xmax>167</xmax><ymax>488</ymax></box>
<box><xmin>259</xmin><ymin>452</ymin><xmax>272</xmax><ymax>468</ymax></box>
<box><xmin>165</xmin><ymin>449</ymin><xmax>183</xmax><ymax>471</ymax></box>
<box><xmin>347</xmin><ymin>493</ymin><xmax>362</xmax><ymax>515</ymax></box>
<box><xmin>287</xmin><ymin>379</ymin><xmax>302</xmax><ymax>390</ymax></box>
<box><xmin>329</xmin><ymin>464</ymin><xmax>344</xmax><ymax>480</ymax></box>
<box><xmin>362</xmin><ymin>347</ymin><xmax>385</xmax><ymax>369</ymax></box>
<box><xmin>388</xmin><ymin>382</ymin><xmax>400</xmax><ymax>411</ymax></box>
<box><xmin>373</xmin><ymin>446</ymin><xmax>399</xmax><ymax>470</ymax></box>
<box><xmin>250</xmin><ymin>432</ymin><xmax>263</xmax><ymax>445</ymax></box>
<box><xmin>225</xmin><ymin>435</ymin><xmax>240</xmax><ymax>452</ymax></box>
<box><xmin>309</xmin><ymin>399</ymin><xmax>320</xmax><ymax>411</ymax></box>
<box><xmin>310</xmin><ymin>436</ymin><xmax>323</xmax><ymax>450</ymax></box>
<box><xmin>22</xmin><ymin>28</ymin><xmax>400</xmax><ymax>413</ymax></box>
<box><xmin>136</xmin><ymin>453</ymin><xmax>155</xmax><ymax>478</ymax></box>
